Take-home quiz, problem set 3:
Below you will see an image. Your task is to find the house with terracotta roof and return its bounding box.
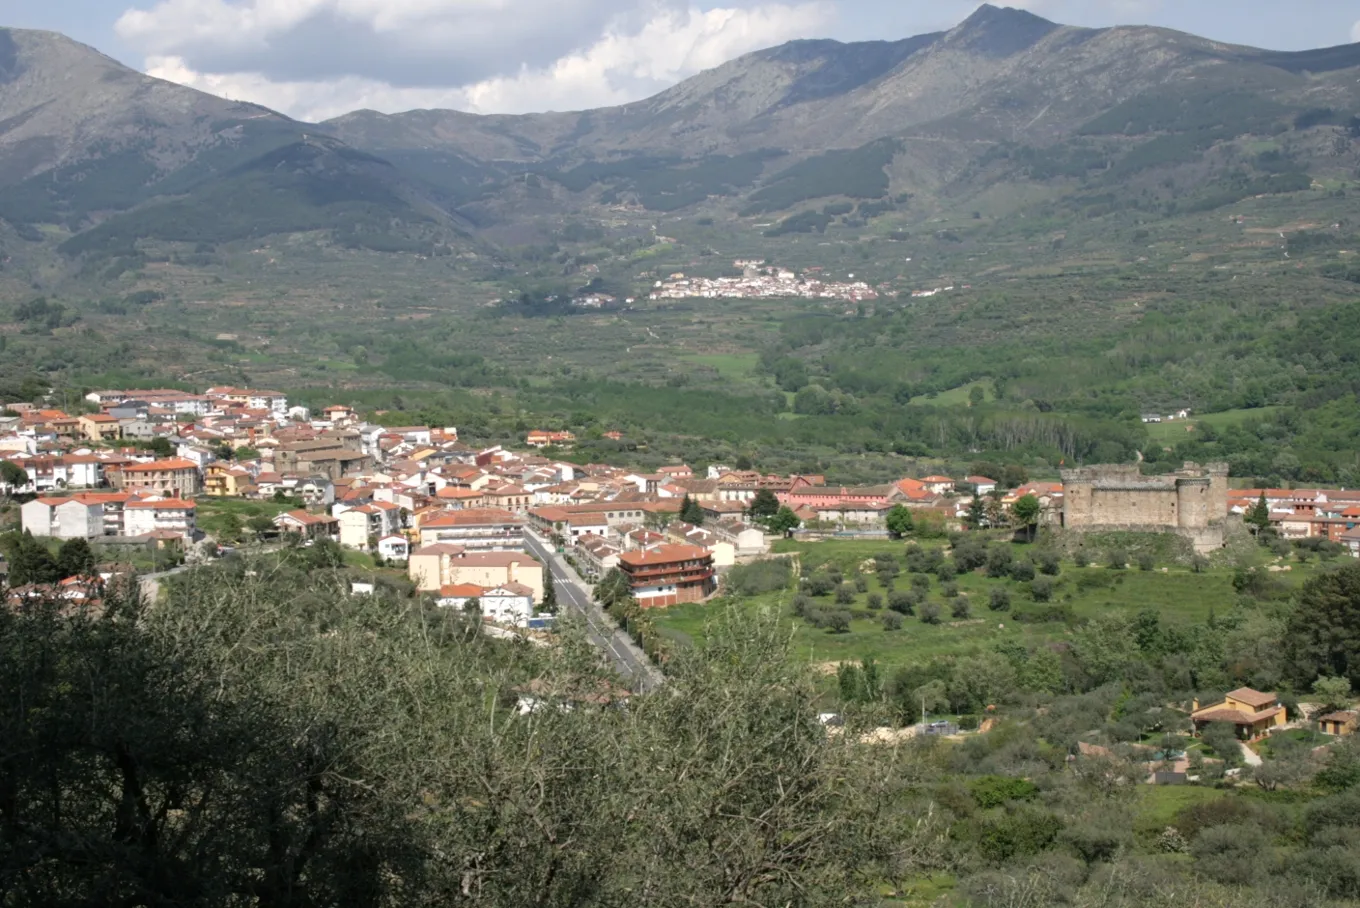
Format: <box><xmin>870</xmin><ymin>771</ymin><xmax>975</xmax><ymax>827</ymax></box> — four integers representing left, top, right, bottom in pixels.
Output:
<box><xmin>408</xmin><ymin>547</ymin><xmax>544</xmax><ymax>600</ymax></box>
<box><xmin>78</xmin><ymin>413</ymin><xmax>122</xmax><ymax>443</ymax></box>
<box><xmin>272</xmin><ymin>510</ymin><xmax>338</xmax><ymax>540</ymax></box>
<box><xmin>1318</xmin><ymin>709</ymin><xmax>1358</xmax><ymax>736</ymax></box>
<box><xmin>525</xmin><ymin>430</ymin><xmax>575</xmax><ymax>448</ymax></box>
<box><xmin>1191</xmin><ymin>688</ymin><xmax>1286</xmax><ymax>739</ymax></box>
<box><xmin>108</xmin><ymin>458</ymin><xmax>202</xmax><ymax>496</ymax></box>
<box><xmin>618</xmin><ymin>544</ymin><xmax>715</xmax><ymax>608</ymax></box>
<box><xmin>418</xmin><ymin>507</ymin><xmax>524</xmax><ymax>551</ymax></box>
<box><xmin>436</xmin><ymin>582</ymin><xmax>536</xmax><ymax>626</ymax></box>
<box><xmin>338</xmin><ymin>501</ymin><xmax>403</xmax><ymax>550</ymax></box>
<box><xmin>919</xmin><ymin>475</ymin><xmax>956</xmax><ymax>495</ymax></box>
<box><xmin>124</xmin><ymin>498</ymin><xmax>196</xmax><ymax>540</ymax></box>
<box><xmin>21</xmin><ymin>495</ymin><xmax>105</xmax><ymax>539</ymax></box>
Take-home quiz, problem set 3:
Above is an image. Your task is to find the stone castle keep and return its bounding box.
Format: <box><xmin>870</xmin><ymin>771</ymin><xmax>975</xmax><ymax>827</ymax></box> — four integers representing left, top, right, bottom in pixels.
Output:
<box><xmin>1060</xmin><ymin>462</ymin><xmax>1230</xmax><ymax>552</ymax></box>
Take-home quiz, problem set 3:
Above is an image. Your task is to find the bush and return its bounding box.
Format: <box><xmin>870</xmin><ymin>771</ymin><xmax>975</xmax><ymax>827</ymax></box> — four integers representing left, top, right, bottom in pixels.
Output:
<box><xmin>942</xmin><ymin>582</ymin><xmax>960</xmax><ymax>599</ymax></box>
<box><xmin>882</xmin><ymin>612</ymin><xmax>904</xmax><ymax>631</ymax></box>
<box><xmin>866</xmin><ymin>593</ymin><xmax>884</xmax><ymax>610</ymax></box>
<box><xmin>989</xmin><ymin>587</ymin><xmax>1012</xmax><ymax>612</ymax></box>
<box><xmin>1107</xmin><ymin>549</ymin><xmax>1129</xmax><ymax>570</ymax></box>
<box><xmin>834</xmin><ymin>584</ymin><xmax>855</xmax><ymax>605</ymax></box>
<box><xmin>920</xmin><ymin>601</ymin><xmax>943</xmax><ymax>625</ymax></box>
<box><xmin>1199</xmin><ymin>722</ymin><xmax>1242</xmax><ymax>766</ymax></box>
<box><xmin>1031</xmin><ymin>576</ymin><xmax>1055</xmax><ymax>602</ymax></box>
<box><xmin>951</xmin><ymin>596</ymin><xmax>972</xmax><ymax>620</ymax></box>
<box><xmin>853</xmin><ymin>574</ymin><xmax>868</xmax><ymax>593</ymax></box>
<box><xmin>1009</xmin><ymin>559</ymin><xmax>1036</xmax><ymax>582</ymax></box>
<box><xmin>969</xmin><ymin>775</ymin><xmax>1040</xmax><ymax>809</ymax></box>
<box><xmin>974</xmin><ymin>808</ymin><xmax>1064</xmax><ymax>863</ymax></box>
<box><xmin>1192</xmin><ymin>823</ymin><xmax>1269</xmax><ymax>887</ymax></box>
<box><xmin>887</xmin><ymin>590</ymin><xmax>918</xmax><ymax>615</ymax></box>
<box><xmin>985</xmin><ymin>546</ymin><xmax>1013</xmax><ymax>578</ymax></box>
<box><xmin>1036</xmin><ymin>551</ymin><xmax>1061</xmax><ymax>576</ymax></box>
<box><xmin>826</xmin><ymin>610</ymin><xmax>852</xmax><ymax>634</ymax></box>
<box><xmin>725</xmin><ymin>558</ymin><xmax>794</xmax><ymax>596</ymax></box>
<box><xmin>1073</xmin><ymin>550</ymin><xmax>1090</xmax><ymax>568</ymax></box>
<box><xmin>911</xmin><ymin>574</ymin><xmax>931</xmax><ymax>593</ymax></box>
<box><xmin>936</xmin><ymin>560</ymin><xmax>957</xmax><ymax>582</ymax></box>
<box><xmin>1137</xmin><ymin>553</ymin><xmax>1156</xmax><ymax>572</ymax></box>
<box><xmin>955</xmin><ymin>539</ymin><xmax>989</xmax><ymax>572</ymax></box>
<box><xmin>800</xmin><ymin>574</ymin><xmax>835</xmax><ymax>597</ymax></box>
<box><xmin>876</xmin><ymin>570</ymin><xmax>895</xmax><ymax>590</ymax></box>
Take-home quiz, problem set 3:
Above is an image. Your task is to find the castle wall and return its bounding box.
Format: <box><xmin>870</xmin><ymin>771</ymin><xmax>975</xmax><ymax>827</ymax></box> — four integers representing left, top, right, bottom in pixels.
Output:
<box><xmin>1060</xmin><ymin>462</ymin><xmax>1229</xmax><ymax>552</ymax></box>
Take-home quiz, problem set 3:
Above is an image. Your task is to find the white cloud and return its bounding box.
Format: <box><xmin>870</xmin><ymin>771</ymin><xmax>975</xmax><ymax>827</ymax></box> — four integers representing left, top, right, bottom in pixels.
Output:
<box><xmin>1352</xmin><ymin>19</ymin><xmax>1360</xmax><ymax>43</ymax></box>
<box><xmin>141</xmin><ymin>2</ymin><xmax>834</xmax><ymax>119</ymax></box>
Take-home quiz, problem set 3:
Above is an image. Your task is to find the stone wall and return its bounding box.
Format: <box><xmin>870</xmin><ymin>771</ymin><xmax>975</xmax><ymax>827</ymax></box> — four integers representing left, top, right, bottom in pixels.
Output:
<box><xmin>1061</xmin><ymin>462</ymin><xmax>1229</xmax><ymax>553</ymax></box>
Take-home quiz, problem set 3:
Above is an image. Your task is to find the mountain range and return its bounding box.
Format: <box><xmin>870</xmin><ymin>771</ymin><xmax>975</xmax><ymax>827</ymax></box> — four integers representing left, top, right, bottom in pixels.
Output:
<box><xmin>2</xmin><ymin>5</ymin><xmax>1360</xmax><ymax>263</ymax></box>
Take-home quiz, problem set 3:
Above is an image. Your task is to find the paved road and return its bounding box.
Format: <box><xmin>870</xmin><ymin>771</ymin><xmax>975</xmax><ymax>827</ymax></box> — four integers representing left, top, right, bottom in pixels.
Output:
<box><xmin>523</xmin><ymin>531</ymin><xmax>663</xmax><ymax>692</ymax></box>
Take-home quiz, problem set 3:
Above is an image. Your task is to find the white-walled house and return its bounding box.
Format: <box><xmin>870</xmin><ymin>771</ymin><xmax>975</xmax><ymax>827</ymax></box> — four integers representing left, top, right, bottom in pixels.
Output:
<box><xmin>436</xmin><ymin>582</ymin><xmax>535</xmax><ymax>627</ymax></box>
<box><xmin>22</xmin><ymin>496</ymin><xmax>104</xmax><ymax>539</ymax></box>
<box><xmin>123</xmin><ymin>499</ymin><xmax>197</xmax><ymax>540</ymax></box>
<box><xmin>378</xmin><ymin>534</ymin><xmax>410</xmax><ymax>561</ymax></box>
<box><xmin>338</xmin><ymin>502</ymin><xmax>401</xmax><ymax>549</ymax></box>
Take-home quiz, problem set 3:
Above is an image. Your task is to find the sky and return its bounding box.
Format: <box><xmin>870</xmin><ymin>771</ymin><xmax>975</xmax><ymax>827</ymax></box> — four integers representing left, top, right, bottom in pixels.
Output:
<box><xmin>6</xmin><ymin>0</ymin><xmax>1360</xmax><ymax>121</ymax></box>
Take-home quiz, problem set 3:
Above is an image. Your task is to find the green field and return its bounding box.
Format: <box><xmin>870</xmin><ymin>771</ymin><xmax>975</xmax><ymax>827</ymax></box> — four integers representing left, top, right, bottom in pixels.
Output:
<box><xmin>653</xmin><ymin>536</ymin><xmax>1312</xmax><ymax>669</ymax></box>
<box><xmin>195</xmin><ymin>497</ymin><xmax>294</xmax><ymax>539</ymax></box>
<box><xmin>1144</xmin><ymin>406</ymin><xmax>1283</xmax><ymax>445</ymax></box>
<box><xmin>909</xmin><ymin>380</ymin><xmax>994</xmax><ymax>408</ymax></box>
<box><xmin>678</xmin><ymin>352</ymin><xmax>760</xmax><ymax>381</ymax></box>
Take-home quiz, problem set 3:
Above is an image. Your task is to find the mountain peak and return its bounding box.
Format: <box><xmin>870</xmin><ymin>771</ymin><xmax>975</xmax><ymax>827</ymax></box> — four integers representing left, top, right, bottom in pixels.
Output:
<box><xmin>949</xmin><ymin>3</ymin><xmax>1060</xmax><ymax>56</ymax></box>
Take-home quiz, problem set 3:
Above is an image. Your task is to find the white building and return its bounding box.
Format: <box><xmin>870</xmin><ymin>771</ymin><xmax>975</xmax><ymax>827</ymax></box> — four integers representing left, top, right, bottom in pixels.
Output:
<box><xmin>338</xmin><ymin>503</ymin><xmax>402</xmax><ymax>549</ymax></box>
<box><xmin>377</xmin><ymin>535</ymin><xmax>410</xmax><ymax>561</ymax></box>
<box><xmin>123</xmin><ymin>499</ymin><xmax>197</xmax><ymax>540</ymax></box>
<box><xmin>21</xmin><ymin>496</ymin><xmax>104</xmax><ymax>539</ymax></box>
<box><xmin>436</xmin><ymin>582</ymin><xmax>536</xmax><ymax>627</ymax></box>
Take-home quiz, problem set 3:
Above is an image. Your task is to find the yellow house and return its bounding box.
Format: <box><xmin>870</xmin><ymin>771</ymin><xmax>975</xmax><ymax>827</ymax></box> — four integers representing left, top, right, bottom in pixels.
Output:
<box><xmin>1318</xmin><ymin>710</ymin><xmax>1358</xmax><ymax>737</ymax></box>
<box><xmin>1191</xmin><ymin>687</ymin><xmax>1287</xmax><ymax>739</ymax></box>
<box><xmin>204</xmin><ymin>463</ymin><xmax>252</xmax><ymax>497</ymax></box>
<box><xmin>79</xmin><ymin>413</ymin><xmax>122</xmax><ymax>443</ymax></box>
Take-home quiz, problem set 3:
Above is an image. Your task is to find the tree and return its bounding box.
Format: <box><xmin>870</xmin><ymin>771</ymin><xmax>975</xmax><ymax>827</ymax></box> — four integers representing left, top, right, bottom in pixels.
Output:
<box><xmin>968</xmin><ymin>385</ymin><xmax>985</xmax><ymax>407</ymax></box>
<box><xmin>1284</xmin><ymin>562</ymin><xmax>1360</xmax><ymax>687</ymax></box>
<box><xmin>147</xmin><ymin>435</ymin><xmax>174</xmax><ymax>457</ymax></box>
<box><xmin>246</xmin><ymin>514</ymin><xmax>275</xmax><ymax>538</ymax></box>
<box><xmin>679</xmin><ymin>494</ymin><xmax>705</xmax><ymax>525</ymax></box>
<box><xmin>748</xmin><ymin>489</ymin><xmax>780</xmax><ymax>521</ymax></box>
<box><xmin>1</xmin><ymin>530</ymin><xmax>61</xmax><ymax>586</ymax></box>
<box><xmin>1246</xmin><ymin>492</ymin><xmax>1271</xmax><ymax>533</ymax></box>
<box><xmin>965</xmin><ymin>493</ymin><xmax>985</xmax><ymax>530</ymax></box>
<box><xmin>1313</xmin><ymin>676</ymin><xmax>1353</xmax><ymax>712</ymax></box>
<box><xmin>885</xmin><ymin>504</ymin><xmax>914</xmax><ymax>539</ymax></box>
<box><xmin>540</xmin><ymin>577</ymin><xmax>559</xmax><ymax>614</ymax></box>
<box><xmin>767</xmin><ymin>506</ymin><xmax>801</xmax><ymax>535</ymax></box>
<box><xmin>56</xmin><ymin>537</ymin><xmax>96</xmax><ymax>579</ymax></box>
<box><xmin>1011</xmin><ymin>494</ymin><xmax>1041</xmax><ymax>542</ymax></box>
<box><xmin>0</xmin><ymin>459</ymin><xmax>27</xmax><ymax>491</ymax></box>
<box><xmin>594</xmin><ymin>567</ymin><xmax>634</xmax><ymax>612</ymax></box>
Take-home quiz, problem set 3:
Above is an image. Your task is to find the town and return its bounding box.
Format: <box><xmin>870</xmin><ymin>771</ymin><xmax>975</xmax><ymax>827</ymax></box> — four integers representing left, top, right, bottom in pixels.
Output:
<box><xmin>7</xmin><ymin>387</ymin><xmax>1360</xmax><ymax>632</ymax></box>
<box><xmin>648</xmin><ymin>261</ymin><xmax>880</xmax><ymax>302</ymax></box>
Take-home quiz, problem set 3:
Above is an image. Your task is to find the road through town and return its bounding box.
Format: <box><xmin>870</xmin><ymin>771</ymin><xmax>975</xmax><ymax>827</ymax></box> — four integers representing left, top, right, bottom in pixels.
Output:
<box><xmin>524</xmin><ymin>530</ymin><xmax>663</xmax><ymax>692</ymax></box>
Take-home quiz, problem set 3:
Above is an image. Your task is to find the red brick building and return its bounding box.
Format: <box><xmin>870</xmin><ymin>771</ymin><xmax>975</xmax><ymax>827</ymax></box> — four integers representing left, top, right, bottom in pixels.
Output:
<box><xmin>618</xmin><ymin>544</ymin><xmax>715</xmax><ymax>608</ymax></box>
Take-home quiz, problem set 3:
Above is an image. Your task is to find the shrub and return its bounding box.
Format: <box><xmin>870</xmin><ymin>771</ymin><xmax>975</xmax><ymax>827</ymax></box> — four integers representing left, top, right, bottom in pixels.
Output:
<box><xmin>1192</xmin><ymin>823</ymin><xmax>1269</xmax><ymax>887</ymax></box>
<box><xmin>1009</xmin><ymin>559</ymin><xmax>1036</xmax><ymax>582</ymax></box>
<box><xmin>942</xmin><ymin>582</ymin><xmax>960</xmax><ymax>599</ymax></box>
<box><xmin>1036</xmin><ymin>551</ymin><xmax>1061</xmax><ymax>576</ymax></box>
<box><xmin>989</xmin><ymin>587</ymin><xmax>1012</xmax><ymax>612</ymax></box>
<box><xmin>1031</xmin><ymin>576</ymin><xmax>1055</xmax><ymax>602</ymax></box>
<box><xmin>936</xmin><ymin>560</ymin><xmax>957</xmax><ymax>582</ymax></box>
<box><xmin>887</xmin><ymin>590</ymin><xmax>916</xmax><ymax>615</ymax></box>
<box><xmin>911</xmin><ymin>574</ymin><xmax>931</xmax><ymax>593</ymax></box>
<box><xmin>1137</xmin><ymin>553</ymin><xmax>1156</xmax><ymax>572</ymax></box>
<box><xmin>955</xmin><ymin>538</ymin><xmax>989</xmax><ymax>572</ymax></box>
<box><xmin>834</xmin><ymin>584</ymin><xmax>855</xmax><ymax>605</ymax></box>
<box><xmin>974</xmin><ymin>808</ymin><xmax>1064</xmax><ymax>863</ymax></box>
<box><xmin>1107</xmin><ymin>549</ymin><xmax>1129</xmax><ymax>570</ymax></box>
<box><xmin>826</xmin><ymin>610</ymin><xmax>852</xmax><ymax>634</ymax></box>
<box><xmin>920</xmin><ymin>601</ymin><xmax>943</xmax><ymax>625</ymax></box>
<box><xmin>876</xmin><ymin>570</ymin><xmax>895</xmax><ymax>590</ymax></box>
<box><xmin>1073</xmin><ymin>550</ymin><xmax>1090</xmax><ymax>568</ymax></box>
<box><xmin>866</xmin><ymin>593</ymin><xmax>884</xmax><ymax>610</ymax></box>
<box><xmin>801</xmin><ymin>574</ymin><xmax>834</xmax><ymax>597</ymax></box>
<box><xmin>969</xmin><ymin>775</ymin><xmax>1040</xmax><ymax>809</ymax></box>
<box><xmin>725</xmin><ymin>558</ymin><xmax>794</xmax><ymax>596</ymax></box>
<box><xmin>882</xmin><ymin>612</ymin><xmax>904</xmax><ymax>631</ymax></box>
<box><xmin>985</xmin><ymin>546</ymin><xmax>1013</xmax><ymax>578</ymax></box>
<box><xmin>853</xmin><ymin>574</ymin><xmax>868</xmax><ymax>593</ymax></box>
<box><xmin>952</xmin><ymin>596</ymin><xmax>972</xmax><ymax>620</ymax></box>
<box><xmin>1199</xmin><ymin>722</ymin><xmax>1242</xmax><ymax>766</ymax></box>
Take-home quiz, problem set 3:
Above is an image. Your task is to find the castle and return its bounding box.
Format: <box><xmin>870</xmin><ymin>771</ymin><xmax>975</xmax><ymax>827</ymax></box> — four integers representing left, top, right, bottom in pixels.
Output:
<box><xmin>1060</xmin><ymin>462</ymin><xmax>1230</xmax><ymax>553</ymax></box>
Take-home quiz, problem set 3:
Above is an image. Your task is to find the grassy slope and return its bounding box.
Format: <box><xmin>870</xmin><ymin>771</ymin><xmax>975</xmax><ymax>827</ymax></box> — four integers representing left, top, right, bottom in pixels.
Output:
<box><xmin>652</xmin><ymin>537</ymin><xmax>1316</xmax><ymax>669</ymax></box>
